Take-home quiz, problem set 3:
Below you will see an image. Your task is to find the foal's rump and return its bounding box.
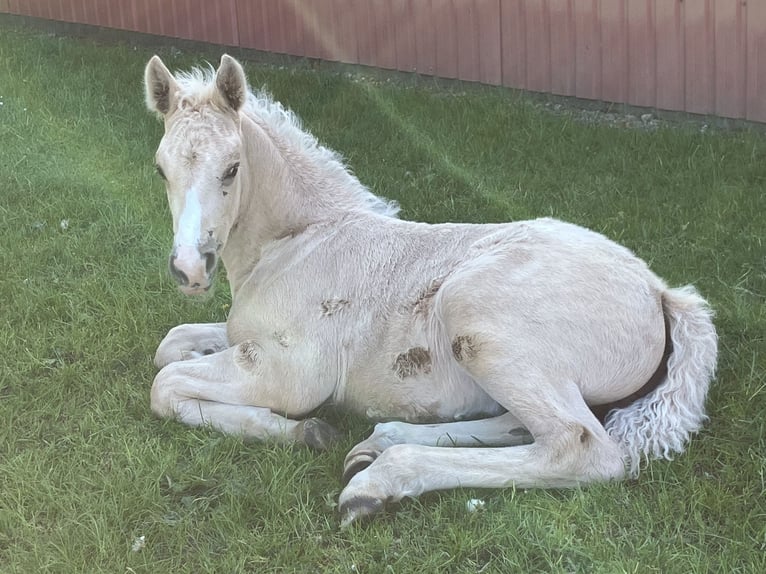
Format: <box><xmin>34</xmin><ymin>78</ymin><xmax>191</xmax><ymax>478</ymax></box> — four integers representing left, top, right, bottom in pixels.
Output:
<box><xmin>425</xmin><ymin>218</ymin><xmax>715</xmax><ymax>470</ymax></box>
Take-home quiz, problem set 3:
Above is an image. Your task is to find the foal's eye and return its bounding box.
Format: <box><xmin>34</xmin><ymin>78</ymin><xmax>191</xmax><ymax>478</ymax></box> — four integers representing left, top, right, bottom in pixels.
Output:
<box><xmin>155</xmin><ymin>164</ymin><xmax>167</xmax><ymax>180</ymax></box>
<box><xmin>222</xmin><ymin>163</ymin><xmax>239</xmax><ymax>184</ymax></box>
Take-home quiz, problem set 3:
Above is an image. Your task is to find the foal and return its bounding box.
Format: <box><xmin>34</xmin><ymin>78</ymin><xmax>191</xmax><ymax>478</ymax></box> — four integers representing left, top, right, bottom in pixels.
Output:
<box><xmin>144</xmin><ymin>55</ymin><xmax>717</xmax><ymax>526</ymax></box>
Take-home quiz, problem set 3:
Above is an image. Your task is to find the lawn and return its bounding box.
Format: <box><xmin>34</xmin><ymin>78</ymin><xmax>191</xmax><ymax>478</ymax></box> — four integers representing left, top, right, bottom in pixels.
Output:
<box><xmin>0</xmin><ymin>17</ymin><xmax>764</xmax><ymax>574</ymax></box>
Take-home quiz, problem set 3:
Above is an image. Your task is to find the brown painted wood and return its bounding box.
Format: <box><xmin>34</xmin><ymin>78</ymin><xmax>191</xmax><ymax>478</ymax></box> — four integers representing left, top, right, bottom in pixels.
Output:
<box><xmin>3</xmin><ymin>0</ymin><xmax>765</xmax><ymax>122</ymax></box>
<box><xmin>354</xmin><ymin>0</ymin><xmax>376</xmax><ymax>66</ymax></box>
<box><xmin>413</xmin><ymin>0</ymin><xmax>435</xmax><ymax>75</ymax></box>
<box><xmin>549</xmin><ymin>0</ymin><xmax>575</xmax><ymax>96</ymax></box>
<box><xmin>524</xmin><ymin>0</ymin><xmax>550</xmax><ymax>93</ymax></box>
<box><xmin>476</xmin><ymin>0</ymin><xmax>501</xmax><ymax>85</ymax></box>
<box><xmin>626</xmin><ymin>0</ymin><xmax>655</xmax><ymax>108</ymax></box>
<box><xmin>599</xmin><ymin>0</ymin><xmax>627</xmax><ymax>105</ymax></box>
<box><xmin>393</xmin><ymin>0</ymin><xmax>416</xmax><ymax>73</ymax></box>
<box><xmin>746</xmin><ymin>0</ymin><xmax>766</xmax><ymax>122</ymax></box>
<box><xmin>715</xmin><ymin>0</ymin><xmax>746</xmax><ymax>119</ymax></box>
<box><xmin>501</xmin><ymin>0</ymin><xmax>527</xmax><ymax>89</ymax></box>
<box><xmin>684</xmin><ymin>0</ymin><xmax>715</xmax><ymax>115</ymax></box>
<box><xmin>655</xmin><ymin>0</ymin><xmax>684</xmax><ymax>113</ymax></box>
<box><xmin>574</xmin><ymin>0</ymin><xmax>601</xmax><ymax>101</ymax></box>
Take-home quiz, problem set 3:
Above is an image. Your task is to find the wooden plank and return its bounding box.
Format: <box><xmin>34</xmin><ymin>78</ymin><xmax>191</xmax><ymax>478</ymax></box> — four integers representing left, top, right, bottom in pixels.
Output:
<box><xmin>684</xmin><ymin>0</ymin><xmax>715</xmax><ymax>114</ymax></box>
<box><xmin>455</xmin><ymin>0</ymin><xmax>480</xmax><ymax>81</ymax></box>
<box><xmin>574</xmin><ymin>0</ymin><xmax>601</xmax><ymax>100</ymax></box>
<box><xmin>372</xmin><ymin>0</ymin><xmax>396</xmax><ymax>69</ymax></box>
<box><xmin>302</xmin><ymin>0</ymin><xmax>322</xmax><ymax>59</ymax></box>
<box><xmin>393</xmin><ymin>0</ymin><xmax>417</xmax><ymax>72</ymax></box>
<box><xmin>433</xmin><ymin>0</ymin><xmax>458</xmax><ymax>79</ymax></box>
<box><xmin>141</xmin><ymin>0</ymin><xmax>163</xmax><ymax>37</ymax></box>
<box><xmin>333</xmin><ymin>0</ymin><xmax>358</xmax><ymax>63</ymax></box>
<box><xmin>715</xmin><ymin>0</ymin><xmax>746</xmax><ymax>118</ymax></box>
<box><xmin>599</xmin><ymin>0</ymin><xmax>627</xmax><ymax>104</ymax></box>
<box><xmin>655</xmin><ymin>0</ymin><xmax>684</xmax><ymax>112</ymax></box>
<box><xmin>501</xmin><ymin>0</ymin><xmax>527</xmax><ymax>89</ymax></box>
<box><xmin>549</xmin><ymin>0</ymin><xmax>575</xmax><ymax>96</ymax></box>
<box><xmin>0</xmin><ymin>1</ymin><xmax>9</xmax><ymax>14</ymax></box>
<box><xmin>524</xmin><ymin>0</ymin><xmax>550</xmax><ymax>93</ymax></box>
<box><xmin>354</xmin><ymin>0</ymin><xmax>376</xmax><ymax>66</ymax></box>
<box><xmin>414</xmin><ymin>0</ymin><xmax>435</xmax><ymax>75</ymax></box>
<box><xmin>476</xmin><ymin>0</ymin><xmax>501</xmax><ymax>85</ymax></box>
<box><xmin>626</xmin><ymin>0</ymin><xmax>655</xmax><ymax>108</ymax></box>
<box><xmin>237</xmin><ymin>0</ymin><xmax>267</xmax><ymax>52</ymax></box>
<box><xmin>746</xmin><ymin>0</ymin><xmax>766</xmax><ymax>121</ymax></box>
<box><xmin>280</xmin><ymin>0</ymin><xmax>305</xmax><ymax>57</ymax></box>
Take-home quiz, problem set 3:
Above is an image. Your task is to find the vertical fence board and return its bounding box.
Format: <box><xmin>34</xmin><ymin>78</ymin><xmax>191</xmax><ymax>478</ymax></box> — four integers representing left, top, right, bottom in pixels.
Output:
<box><xmin>280</xmin><ymin>0</ymin><xmax>305</xmax><ymax>56</ymax></box>
<box><xmin>549</xmin><ymin>0</ymin><xmax>575</xmax><ymax>96</ymax></box>
<box><xmin>0</xmin><ymin>1</ymin><xmax>9</xmax><ymax>14</ymax></box>
<box><xmin>524</xmin><ymin>0</ymin><xmax>550</xmax><ymax>92</ymax></box>
<box><xmin>655</xmin><ymin>0</ymin><xmax>684</xmax><ymax>112</ymax></box>
<box><xmin>354</xmin><ymin>0</ymin><xmax>375</xmax><ymax>66</ymax></box>
<box><xmin>333</xmin><ymin>0</ymin><xmax>358</xmax><ymax>63</ymax></box>
<box><xmin>746</xmin><ymin>0</ymin><xmax>766</xmax><ymax>122</ymax></box>
<box><xmin>574</xmin><ymin>0</ymin><xmax>601</xmax><ymax>100</ymax></box>
<box><xmin>599</xmin><ymin>0</ymin><xmax>627</xmax><ymax>104</ymax></box>
<box><xmin>715</xmin><ymin>0</ymin><xmax>745</xmax><ymax>119</ymax></box>
<box><xmin>476</xmin><ymin>0</ymin><xmax>501</xmax><ymax>85</ymax></box>
<box><xmin>302</xmin><ymin>0</ymin><xmax>322</xmax><ymax>59</ymax></box>
<box><xmin>238</xmin><ymin>0</ymin><xmax>267</xmax><ymax>52</ymax></box>
<box><xmin>371</xmin><ymin>0</ymin><xmax>396</xmax><ymax>69</ymax></box>
<box><xmin>684</xmin><ymin>0</ymin><xmax>715</xmax><ymax>115</ymax></box>
<box><xmin>501</xmin><ymin>0</ymin><xmax>527</xmax><ymax>89</ymax></box>
<box><xmin>393</xmin><ymin>0</ymin><xmax>416</xmax><ymax>72</ymax></box>
<box><xmin>413</xmin><ymin>0</ymin><xmax>435</xmax><ymax>75</ymax></box>
<box><xmin>433</xmin><ymin>0</ymin><xmax>458</xmax><ymax>79</ymax></box>
<box><xmin>455</xmin><ymin>0</ymin><xmax>479</xmax><ymax>81</ymax></box>
<box><xmin>626</xmin><ymin>0</ymin><xmax>655</xmax><ymax>108</ymax></box>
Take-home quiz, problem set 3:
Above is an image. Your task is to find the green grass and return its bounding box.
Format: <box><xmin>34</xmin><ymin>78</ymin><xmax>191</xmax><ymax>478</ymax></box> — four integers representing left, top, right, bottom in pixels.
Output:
<box><xmin>1</xmin><ymin>18</ymin><xmax>764</xmax><ymax>573</ymax></box>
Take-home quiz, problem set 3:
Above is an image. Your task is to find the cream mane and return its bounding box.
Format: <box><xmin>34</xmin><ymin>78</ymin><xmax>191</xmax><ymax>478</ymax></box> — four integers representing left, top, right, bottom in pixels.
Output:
<box><xmin>174</xmin><ymin>65</ymin><xmax>400</xmax><ymax>218</ymax></box>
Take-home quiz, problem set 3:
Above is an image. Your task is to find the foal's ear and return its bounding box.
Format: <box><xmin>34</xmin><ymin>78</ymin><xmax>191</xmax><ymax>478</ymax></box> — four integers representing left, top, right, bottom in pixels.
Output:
<box><xmin>215</xmin><ymin>54</ymin><xmax>247</xmax><ymax>112</ymax></box>
<box><xmin>144</xmin><ymin>55</ymin><xmax>179</xmax><ymax>117</ymax></box>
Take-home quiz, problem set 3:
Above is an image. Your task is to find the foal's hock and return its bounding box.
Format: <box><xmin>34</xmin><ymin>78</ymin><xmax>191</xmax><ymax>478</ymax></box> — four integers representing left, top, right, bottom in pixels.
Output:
<box><xmin>144</xmin><ymin>54</ymin><xmax>718</xmax><ymax>526</ymax></box>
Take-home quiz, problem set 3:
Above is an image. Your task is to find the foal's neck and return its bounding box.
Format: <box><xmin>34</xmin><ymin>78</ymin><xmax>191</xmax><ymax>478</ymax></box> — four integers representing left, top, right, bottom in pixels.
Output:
<box><xmin>221</xmin><ymin>112</ymin><xmax>363</xmax><ymax>297</ymax></box>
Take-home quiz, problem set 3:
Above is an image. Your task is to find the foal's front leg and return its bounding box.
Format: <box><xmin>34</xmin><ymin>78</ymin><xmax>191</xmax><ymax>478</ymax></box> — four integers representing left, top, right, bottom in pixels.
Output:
<box><xmin>151</xmin><ymin>343</ymin><xmax>340</xmax><ymax>449</ymax></box>
<box><xmin>154</xmin><ymin>322</ymin><xmax>229</xmax><ymax>368</ymax></box>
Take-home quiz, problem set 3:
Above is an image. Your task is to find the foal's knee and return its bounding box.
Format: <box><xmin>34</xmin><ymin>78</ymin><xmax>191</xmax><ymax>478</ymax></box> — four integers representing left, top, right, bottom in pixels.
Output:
<box><xmin>150</xmin><ymin>365</ymin><xmax>181</xmax><ymax>419</ymax></box>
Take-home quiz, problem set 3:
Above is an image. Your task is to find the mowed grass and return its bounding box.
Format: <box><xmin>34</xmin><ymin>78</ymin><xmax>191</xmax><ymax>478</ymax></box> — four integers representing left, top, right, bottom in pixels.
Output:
<box><xmin>0</xmin><ymin>18</ymin><xmax>764</xmax><ymax>573</ymax></box>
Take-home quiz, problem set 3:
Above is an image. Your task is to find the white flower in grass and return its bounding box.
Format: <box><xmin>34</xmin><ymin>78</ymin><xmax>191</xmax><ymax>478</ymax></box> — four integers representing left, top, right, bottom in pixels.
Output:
<box><xmin>59</xmin><ymin>219</ymin><xmax>69</xmax><ymax>231</ymax></box>
<box><xmin>465</xmin><ymin>498</ymin><xmax>485</xmax><ymax>513</ymax></box>
<box><xmin>131</xmin><ymin>535</ymin><xmax>146</xmax><ymax>552</ymax></box>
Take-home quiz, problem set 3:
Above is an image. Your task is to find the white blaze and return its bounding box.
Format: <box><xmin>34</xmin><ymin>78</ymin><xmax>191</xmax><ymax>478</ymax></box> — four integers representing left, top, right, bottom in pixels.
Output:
<box><xmin>175</xmin><ymin>186</ymin><xmax>202</xmax><ymax>247</ymax></box>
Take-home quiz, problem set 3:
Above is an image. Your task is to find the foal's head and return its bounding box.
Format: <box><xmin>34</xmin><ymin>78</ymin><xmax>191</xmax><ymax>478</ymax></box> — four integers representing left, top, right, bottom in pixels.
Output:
<box><xmin>144</xmin><ymin>55</ymin><xmax>247</xmax><ymax>295</ymax></box>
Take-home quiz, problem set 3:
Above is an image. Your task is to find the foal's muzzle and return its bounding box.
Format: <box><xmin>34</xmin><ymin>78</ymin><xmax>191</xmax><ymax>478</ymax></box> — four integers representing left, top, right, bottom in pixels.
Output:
<box><xmin>169</xmin><ymin>245</ymin><xmax>218</xmax><ymax>295</ymax></box>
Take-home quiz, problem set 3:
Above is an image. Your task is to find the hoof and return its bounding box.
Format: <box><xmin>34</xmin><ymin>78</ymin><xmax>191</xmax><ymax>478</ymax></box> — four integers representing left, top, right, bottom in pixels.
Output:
<box><xmin>339</xmin><ymin>496</ymin><xmax>385</xmax><ymax>528</ymax></box>
<box><xmin>342</xmin><ymin>451</ymin><xmax>378</xmax><ymax>484</ymax></box>
<box><xmin>301</xmin><ymin>418</ymin><xmax>341</xmax><ymax>451</ymax></box>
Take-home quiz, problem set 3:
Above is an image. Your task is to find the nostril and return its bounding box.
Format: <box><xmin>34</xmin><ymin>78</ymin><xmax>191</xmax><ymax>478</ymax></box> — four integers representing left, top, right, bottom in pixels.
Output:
<box><xmin>169</xmin><ymin>255</ymin><xmax>189</xmax><ymax>286</ymax></box>
<box><xmin>204</xmin><ymin>252</ymin><xmax>217</xmax><ymax>275</ymax></box>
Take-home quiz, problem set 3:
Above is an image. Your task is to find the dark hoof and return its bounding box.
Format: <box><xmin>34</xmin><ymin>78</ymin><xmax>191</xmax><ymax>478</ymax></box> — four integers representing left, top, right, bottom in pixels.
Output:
<box><xmin>302</xmin><ymin>418</ymin><xmax>341</xmax><ymax>451</ymax></box>
<box><xmin>339</xmin><ymin>496</ymin><xmax>385</xmax><ymax>528</ymax></box>
<box><xmin>342</xmin><ymin>451</ymin><xmax>378</xmax><ymax>485</ymax></box>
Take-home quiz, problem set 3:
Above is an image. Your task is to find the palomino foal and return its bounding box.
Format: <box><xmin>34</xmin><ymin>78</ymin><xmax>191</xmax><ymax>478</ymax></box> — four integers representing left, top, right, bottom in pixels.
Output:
<box><xmin>145</xmin><ymin>55</ymin><xmax>717</xmax><ymax>526</ymax></box>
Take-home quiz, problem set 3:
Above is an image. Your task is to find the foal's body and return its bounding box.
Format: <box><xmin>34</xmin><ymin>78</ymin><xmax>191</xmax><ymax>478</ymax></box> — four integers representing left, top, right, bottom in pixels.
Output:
<box><xmin>145</xmin><ymin>55</ymin><xmax>717</xmax><ymax>526</ymax></box>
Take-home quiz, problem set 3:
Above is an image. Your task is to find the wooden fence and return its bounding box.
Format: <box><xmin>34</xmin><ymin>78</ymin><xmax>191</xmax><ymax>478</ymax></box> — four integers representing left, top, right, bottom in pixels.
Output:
<box><xmin>2</xmin><ymin>1</ymin><xmax>765</xmax><ymax>122</ymax></box>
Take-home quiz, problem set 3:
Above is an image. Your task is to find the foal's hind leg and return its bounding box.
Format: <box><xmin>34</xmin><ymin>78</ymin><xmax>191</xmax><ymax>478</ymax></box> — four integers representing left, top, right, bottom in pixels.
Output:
<box><xmin>343</xmin><ymin>412</ymin><xmax>531</xmax><ymax>483</ymax></box>
<box><xmin>154</xmin><ymin>322</ymin><xmax>229</xmax><ymax>368</ymax></box>
<box><xmin>338</xmin><ymin>378</ymin><xmax>625</xmax><ymax>526</ymax></box>
<box><xmin>151</xmin><ymin>343</ymin><xmax>340</xmax><ymax>449</ymax></box>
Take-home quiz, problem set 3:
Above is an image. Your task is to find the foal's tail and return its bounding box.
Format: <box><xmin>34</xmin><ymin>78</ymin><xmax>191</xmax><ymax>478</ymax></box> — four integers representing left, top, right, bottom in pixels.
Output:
<box><xmin>604</xmin><ymin>286</ymin><xmax>718</xmax><ymax>476</ymax></box>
